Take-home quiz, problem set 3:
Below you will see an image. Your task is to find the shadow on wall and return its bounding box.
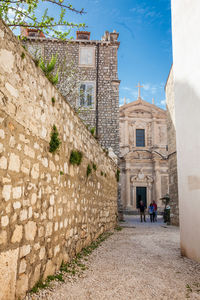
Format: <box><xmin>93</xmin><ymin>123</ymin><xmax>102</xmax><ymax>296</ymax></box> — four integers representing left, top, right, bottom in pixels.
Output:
<box><xmin>166</xmin><ymin>100</ymin><xmax>179</xmax><ymax>226</ymax></box>
<box><xmin>173</xmin><ymin>80</ymin><xmax>200</xmax><ymax>262</ymax></box>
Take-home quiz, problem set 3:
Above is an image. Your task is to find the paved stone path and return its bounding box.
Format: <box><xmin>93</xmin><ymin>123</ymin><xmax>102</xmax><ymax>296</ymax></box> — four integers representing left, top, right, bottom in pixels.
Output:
<box><xmin>31</xmin><ymin>216</ymin><xmax>200</xmax><ymax>300</ymax></box>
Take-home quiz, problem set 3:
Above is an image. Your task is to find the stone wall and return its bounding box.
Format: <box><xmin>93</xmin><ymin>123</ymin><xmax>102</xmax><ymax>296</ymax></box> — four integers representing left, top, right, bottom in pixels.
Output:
<box><xmin>165</xmin><ymin>66</ymin><xmax>179</xmax><ymax>226</ymax></box>
<box><xmin>0</xmin><ymin>19</ymin><xmax>118</xmax><ymax>300</ymax></box>
<box><xmin>23</xmin><ymin>31</ymin><xmax>120</xmax><ymax>155</ymax></box>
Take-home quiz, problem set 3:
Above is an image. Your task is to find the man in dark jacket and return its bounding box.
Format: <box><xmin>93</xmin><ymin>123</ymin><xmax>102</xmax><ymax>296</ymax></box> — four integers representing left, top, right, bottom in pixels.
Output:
<box><xmin>139</xmin><ymin>200</ymin><xmax>146</xmax><ymax>222</ymax></box>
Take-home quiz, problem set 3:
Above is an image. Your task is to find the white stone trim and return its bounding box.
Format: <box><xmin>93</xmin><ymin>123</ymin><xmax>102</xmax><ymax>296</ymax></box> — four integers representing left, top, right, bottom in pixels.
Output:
<box><xmin>79</xmin><ymin>46</ymin><xmax>95</xmax><ymax>67</ymax></box>
<box><xmin>77</xmin><ymin>81</ymin><xmax>96</xmax><ymax>110</ymax></box>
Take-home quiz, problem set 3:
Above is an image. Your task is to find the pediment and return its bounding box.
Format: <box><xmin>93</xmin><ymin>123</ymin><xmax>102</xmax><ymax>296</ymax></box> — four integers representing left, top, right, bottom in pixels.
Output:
<box><xmin>120</xmin><ymin>99</ymin><xmax>166</xmax><ymax>119</ymax></box>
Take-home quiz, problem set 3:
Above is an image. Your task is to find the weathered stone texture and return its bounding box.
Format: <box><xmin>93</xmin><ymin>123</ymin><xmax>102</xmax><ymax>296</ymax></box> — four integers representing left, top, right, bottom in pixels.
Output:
<box><xmin>166</xmin><ymin>66</ymin><xmax>179</xmax><ymax>226</ymax></box>
<box><xmin>23</xmin><ymin>32</ymin><xmax>120</xmax><ymax>155</ymax></box>
<box><xmin>0</xmin><ymin>248</ymin><xmax>19</xmax><ymax>300</ymax></box>
<box><xmin>0</xmin><ymin>19</ymin><xmax>117</xmax><ymax>299</ymax></box>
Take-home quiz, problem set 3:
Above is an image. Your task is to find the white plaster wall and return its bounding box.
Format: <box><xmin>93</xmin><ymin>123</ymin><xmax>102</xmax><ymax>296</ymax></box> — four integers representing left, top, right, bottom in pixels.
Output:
<box><xmin>171</xmin><ymin>0</ymin><xmax>200</xmax><ymax>261</ymax></box>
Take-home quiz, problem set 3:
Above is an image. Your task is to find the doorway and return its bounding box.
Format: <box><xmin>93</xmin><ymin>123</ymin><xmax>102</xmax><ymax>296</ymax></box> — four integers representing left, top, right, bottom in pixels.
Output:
<box><xmin>136</xmin><ymin>187</ymin><xmax>147</xmax><ymax>208</ymax></box>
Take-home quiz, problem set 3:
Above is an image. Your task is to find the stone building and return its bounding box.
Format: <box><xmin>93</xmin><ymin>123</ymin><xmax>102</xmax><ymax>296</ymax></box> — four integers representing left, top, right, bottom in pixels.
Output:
<box><xmin>119</xmin><ymin>93</ymin><xmax>169</xmax><ymax>212</ymax></box>
<box><xmin>22</xmin><ymin>28</ymin><xmax>120</xmax><ymax>155</ymax></box>
<box><xmin>165</xmin><ymin>65</ymin><xmax>179</xmax><ymax>225</ymax></box>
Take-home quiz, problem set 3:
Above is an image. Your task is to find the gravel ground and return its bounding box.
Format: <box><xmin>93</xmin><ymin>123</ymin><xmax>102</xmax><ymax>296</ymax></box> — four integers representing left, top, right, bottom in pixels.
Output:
<box><xmin>28</xmin><ymin>216</ymin><xmax>200</xmax><ymax>300</ymax></box>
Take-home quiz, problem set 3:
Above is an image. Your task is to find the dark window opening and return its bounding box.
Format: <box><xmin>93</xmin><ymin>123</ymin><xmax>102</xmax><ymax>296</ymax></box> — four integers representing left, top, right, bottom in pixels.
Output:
<box><xmin>136</xmin><ymin>129</ymin><xmax>145</xmax><ymax>147</ymax></box>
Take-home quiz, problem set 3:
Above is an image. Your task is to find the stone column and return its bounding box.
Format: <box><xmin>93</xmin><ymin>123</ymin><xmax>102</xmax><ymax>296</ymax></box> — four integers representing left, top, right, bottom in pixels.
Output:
<box><xmin>125</xmin><ymin>168</ymin><xmax>131</xmax><ymax>210</ymax></box>
<box><xmin>147</xmin><ymin>185</ymin><xmax>152</xmax><ymax>207</ymax></box>
<box><xmin>153</xmin><ymin>159</ymin><xmax>161</xmax><ymax>202</ymax></box>
<box><xmin>152</xmin><ymin>118</ymin><xmax>156</xmax><ymax>146</ymax></box>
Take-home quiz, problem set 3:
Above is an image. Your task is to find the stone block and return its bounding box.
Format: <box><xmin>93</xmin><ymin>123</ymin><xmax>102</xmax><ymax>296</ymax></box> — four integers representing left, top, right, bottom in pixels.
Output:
<box><xmin>30</xmin><ymin>263</ymin><xmax>41</xmax><ymax>289</ymax></box>
<box><xmin>43</xmin><ymin>260</ymin><xmax>55</xmax><ymax>279</ymax></box>
<box><xmin>19</xmin><ymin>259</ymin><xmax>27</xmax><ymax>274</ymax></box>
<box><xmin>11</xmin><ymin>225</ymin><xmax>23</xmax><ymax>243</ymax></box>
<box><xmin>0</xmin><ymin>49</ymin><xmax>14</xmax><ymax>74</ymax></box>
<box><xmin>5</xmin><ymin>82</ymin><xmax>19</xmax><ymax>98</ymax></box>
<box><xmin>13</xmin><ymin>201</ymin><xmax>21</xmax><ymax>209</ymax></box>
<box><xmin>0</xmin><ymin>156</ymin><xmax>7</xmax><ymax>169</ymax></box>
<box><xmin>49</xmin><ymin>161</ymin><xmax>56</xmax><ymax>172</ymax></box>
<box><xmin>42</xmin><ymin>157</ymin><xmax>48</xmax><ymax>168</ymax></box>
<box><xmin>45</xmin><ymin>222</ymin><xmax>53</xmax><ymax>237</ymax></box>
<box><xmin>31</xmin><ymin>193</ymin><xmax>37</xmax><ymax>205</ymax></box>
<box><xmin>31</xmin><ymin>163</ymin><xmax>39</xmax><ymax>179</ymax></box>
<box><xmin>20</xmin><ymin>209</ymin><xmax>28</xmax><ymax>221</ymax></box>
<box><xmin>0</xmin><ymin>230</ymin><xmax>7</xmax><ymax>245</ymax></box>
<box><xmin>48</xmin><ymin>207</ymin><xmax>53</xmax><ymax>220</ymax></box>
<box><xmin>16</xmin><ymin>273</ymin><xmax>28</xmax><ymax>300</ymax></box>
<box><xmin>39</xmin><ymin>247</ymin><xmax>46</xmax><ymax>260</ymax></box>
<box><xmin>12</xmin><ymin>186</ymin><xmax>22</xmax><ymax>199</ymax></box>
<box><xmin>2</xmin><ymin>185</ymin><xmax>11</xmax><ymax>201</ymax></box>
<box><xmin>24</xmin><ymin>145</ymin><xmax>35</xmax><ymax>158</ymax></box>
<box><xmin>50</xmin><ymin>195</ymin><xmax>54</xmax><ymax>205</ymax></box>
<box><xmin>1</xmin><ymin>216</ymin><xmax>9</xmax><ymax>227</ymax></box>
<box><xmin>21</xmin><ymin>159</ymin><xmax>31</xmax><ymax>175</ymax></box>
<box><xmin>0</xmin><ymin>129</ymin><xmax>5</xmax><ymax>139</ymax></box>
<box><xmin>0</xmin><ymin>248</ymin><xmax>19</xmax><ymax>300</ymax></box>
<box><xmin>8</xmin><ymin>153</ymin><xmax>20</xmax><ymax>172</ymax></box>
<box><xmin>38</xmin><ymin>226</ymin><xmax>44</xmax><ymax>237</ymax></box>
<box><xmin>54</xmin><ymin>245</ymin><xmax>60</xmax><ymax>257</ymax></box>
<box><xmin>20</xmin><ymin>245</ymin><xmax>31</xmax><ymax>258</ymax></box>
<box><xmin>25</xmin><ymin>221</ymin><xmax>37</xmax><ymax>241</ymax></box>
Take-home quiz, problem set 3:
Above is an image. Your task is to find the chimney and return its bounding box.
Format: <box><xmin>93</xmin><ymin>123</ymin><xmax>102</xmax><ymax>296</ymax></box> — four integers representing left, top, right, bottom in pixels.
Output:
<box><xmin>20</xmin><ymin>26</ymin><xmax>45</xmax><ymax>38</ymax></box>
<box><xmin>110</xmin><ymin>30</ymin><xmax>119</xmax><ymax>42</ymax></box>
<box><xmin>152</xmin><ymin>98</ymin><xmax>155</xmax><ymax>105</ymax></box>
<box><xmin>76</xmin><ymin>31</ymin><xmax>91</xmax><ymax>40</ymax></box>
<box><xmin>101</xmin><ymin>31</ymin><xmax>110</xmax><ymax>41</ymax></box>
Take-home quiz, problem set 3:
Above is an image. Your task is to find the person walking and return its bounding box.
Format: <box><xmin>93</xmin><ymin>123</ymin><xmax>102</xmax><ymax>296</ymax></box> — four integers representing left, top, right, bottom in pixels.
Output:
<box><xmin>138</xmin><ymin>200</ymin><xmax>146</xmax><ymax>222</ymax></box>
<box><xmin>148</xmin><ymin>203</ymin><xmax>155</xmax><ymax>223</ymax></box>
<box><xmin>152</xmin><ymin>200</ymin><xmax>157</xmax><ymax>222</ymax></box>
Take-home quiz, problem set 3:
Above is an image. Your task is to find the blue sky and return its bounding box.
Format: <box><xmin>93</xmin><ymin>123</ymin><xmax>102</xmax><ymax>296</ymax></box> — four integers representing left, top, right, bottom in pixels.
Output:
<box><xmin>65</xmin><ymin>0</ymin><xmax>172</xmax><ymax>109</ymax></box>
<box><xmin>13</xmin><ymin>0</ymin><xmax>172</xmax><ymax>109</ymax></box>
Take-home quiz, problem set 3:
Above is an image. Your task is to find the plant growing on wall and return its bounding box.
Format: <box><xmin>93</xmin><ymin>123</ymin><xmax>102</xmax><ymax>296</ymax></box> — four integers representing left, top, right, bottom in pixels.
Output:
<box><xmin>92</xmin><ymin>163</ymin><xmax>97</xmax><ymax>171</ymax></box>
<box><xmin>21</xmin><ymin>52</ymin><xmax>25</xmax><ymax>59</ymax></box>
<box><xmin>51</xmin><ymin>97</ymin><xmax>55</xmax><ymax>106</ymax></box>
<box><xmin>39</xmin><ymin>54</ymin><xmax>59</xmax><ymax>85</ymax></box>
<box><xmin>49</xmin><ymin>125</ymin><xmax>61</xmax><ymax>153</ymax></box>
<box><xmin>87</xmin><ymin>164</ymin><xmax>92</xmax><ymax>177</ymax></box>
<box><xmin>0</xmin><ymin>0</ymin><xmax>85</xmax><ymax>40</ymax></box>
<box><xmin>90</xmin><ymin>127</ymin><xmax>95</xmax><ymax>136</ymax></box>
<box><xmin>69</xmin><ymin>150</ymin><xmax>83</xmax><ymax>166</ymax></box>
<box><xmin>116</xmin><ymin>169</ymin><xmax>120</xmax><ymax>182</ymax></box>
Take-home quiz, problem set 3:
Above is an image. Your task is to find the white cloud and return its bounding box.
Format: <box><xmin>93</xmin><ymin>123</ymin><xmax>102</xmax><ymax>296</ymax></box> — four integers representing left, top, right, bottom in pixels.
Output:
<box><xmin>143</xmin><ymin>83</ymin><xmax>150</xmax><ymax>91</ymax></box>
<box><xmin>121</xmin><ymin>86</ymin><xmax>138</xmax><ymax>98</ymax></box>
<box><xmin>142</xmin><ymin>82</ymin><xmax>165</xmax><ymax>95</ymax></box>
<box><xmin>160</xmin><ymin>99</ymin><xmax>166</xmax><ymax>106</ymax></box>
<box><xmin>129</xmin><ymin>4</ymin><xmax>162</xmax><ymax>23</ymax></box>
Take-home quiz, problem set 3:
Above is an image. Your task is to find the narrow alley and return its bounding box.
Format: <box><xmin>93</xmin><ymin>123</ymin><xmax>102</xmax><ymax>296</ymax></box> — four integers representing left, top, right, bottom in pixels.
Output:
<box><xmin>29</xmin><ymin>216</ymin><xmax>200</xmax><ymax>300</ymax></box>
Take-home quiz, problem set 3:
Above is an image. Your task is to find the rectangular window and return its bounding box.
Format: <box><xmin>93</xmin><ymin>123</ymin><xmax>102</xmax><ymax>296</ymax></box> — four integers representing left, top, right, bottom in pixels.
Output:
<box><xmin>136</xmin><ymin>129</ymin><xmax>145</xmax><ymax>147</ymax></box>
<box><xmin>79</xmin><ymin>82</ymin><xmax>95</xmax><ymax>108</ymax></box>
<box><xmin>79</xmin><ymin>46</ymin><xmax>95</xmax><ymax>66</ymax></box>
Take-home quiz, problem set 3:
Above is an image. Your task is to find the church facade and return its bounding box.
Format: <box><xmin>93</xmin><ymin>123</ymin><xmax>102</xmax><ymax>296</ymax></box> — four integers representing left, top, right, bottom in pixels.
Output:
<box><xmin>119</xmin><ymin>95</ymin><xmax>169</xmax><ymax>212</ymax></box>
